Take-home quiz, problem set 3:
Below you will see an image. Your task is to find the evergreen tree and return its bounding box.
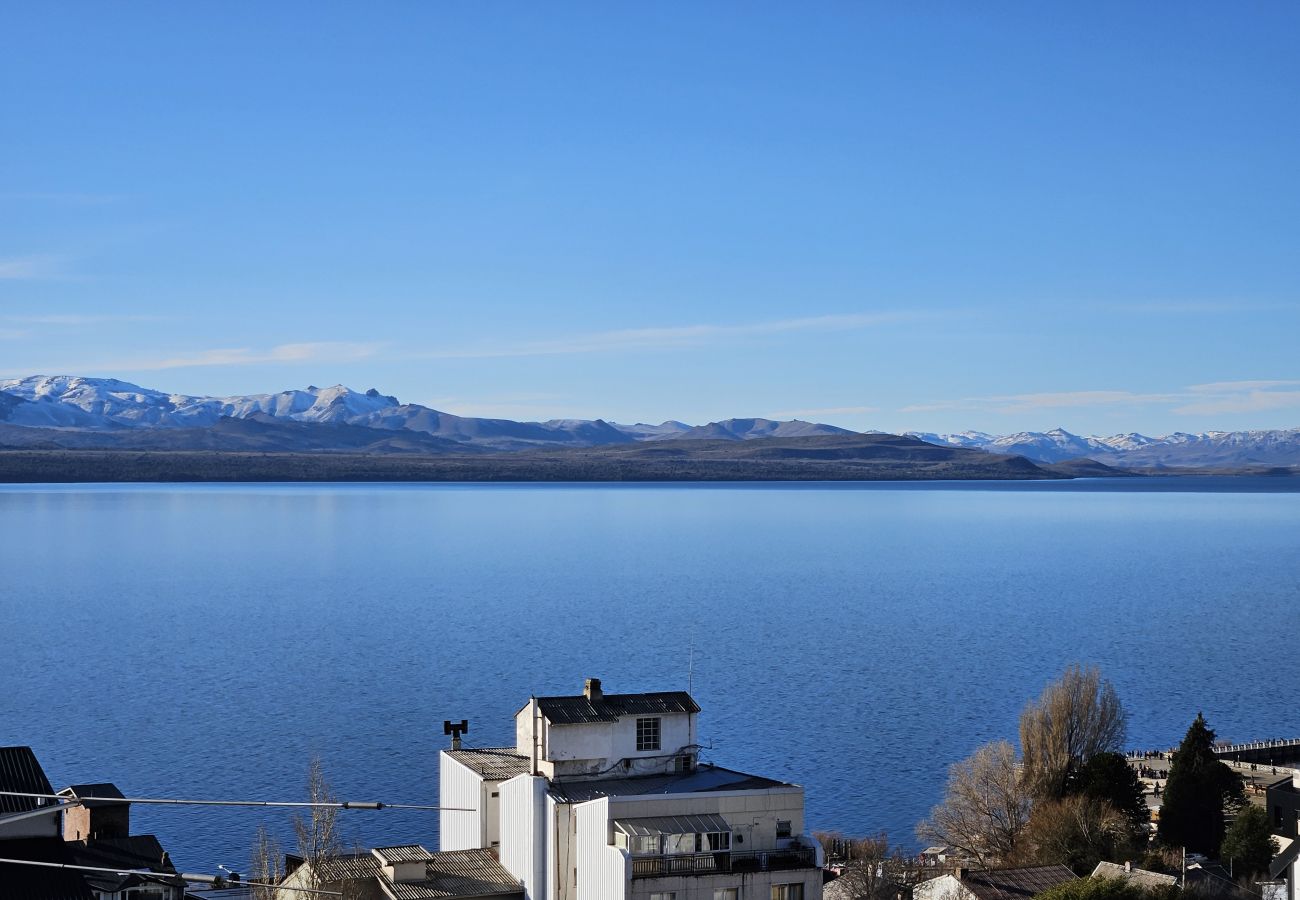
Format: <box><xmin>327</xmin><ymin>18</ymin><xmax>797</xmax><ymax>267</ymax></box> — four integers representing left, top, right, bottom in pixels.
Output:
<box><xmin>1072</xmin><ymin>751</ymin><xmax>1150</xmax><ymax>834</ymax></box>
<box><xmin>1156</xmin><ymin>713</ymin><xmax>1245</xmax><ymax>856</ymax></box>
<box><xmin>1219</xmin><ymin>805</ymin><xmax>1278</xmax><ymax>879</ymax></box>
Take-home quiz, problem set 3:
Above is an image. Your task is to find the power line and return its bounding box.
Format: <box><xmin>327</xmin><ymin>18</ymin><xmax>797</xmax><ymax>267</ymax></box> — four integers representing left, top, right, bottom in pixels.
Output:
<box><xmin>0</xmin><ymin>857</ymin><xmax>341</xmax><ymax>896</ymax></box>
<box><xmin>0</xmin><ymin>790</ymin><xmax>472</xmax><ymax>812</ymax></box>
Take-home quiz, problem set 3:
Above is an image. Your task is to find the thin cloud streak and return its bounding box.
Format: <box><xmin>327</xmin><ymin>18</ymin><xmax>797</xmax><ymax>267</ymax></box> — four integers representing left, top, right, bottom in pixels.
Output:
<box><xmin>902</xmin><ymin>382</ymin><xmax>1300</xmax><ymax>418</ymax></box>
<box><xmin>5</xmin><ymin>314</ymin><xmax>164</xmax><ymax>326</ymax></box>
<box><xmin>0</xmin><ymin>256</ymin><xmax>63</xmax><ymax>280</ymax></box>
<box><xmin>415</xmin><ymin>312</ymin><xmax>925</xmax><ymax>360</ymax></box>
<box><xmin>92</xmin><ymin>341</ymin><xmax>385</xmax><ymax>371</ymax></box>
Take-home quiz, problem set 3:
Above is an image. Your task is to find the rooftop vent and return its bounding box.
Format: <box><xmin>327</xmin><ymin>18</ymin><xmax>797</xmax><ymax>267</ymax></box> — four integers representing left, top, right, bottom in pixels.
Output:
<box><xmin>584</xmin><ymin>678</ymin><xmax>603</xmax><ymax>700</ymax></box>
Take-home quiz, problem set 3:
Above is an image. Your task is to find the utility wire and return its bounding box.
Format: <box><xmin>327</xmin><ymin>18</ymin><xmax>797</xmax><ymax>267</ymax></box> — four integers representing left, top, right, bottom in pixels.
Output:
<box><xmin>0</xmin><ymin>791</ymin><xmax>471</xmax><ymax>812</ymax></box>
<box><xmin>0</xmin><ymin>857</ymin><xmax>341</xmax><ymax>896</ymax></box>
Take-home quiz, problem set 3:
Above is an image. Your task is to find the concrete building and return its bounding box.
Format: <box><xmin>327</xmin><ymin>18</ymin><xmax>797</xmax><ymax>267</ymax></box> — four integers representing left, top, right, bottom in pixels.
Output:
<box><xmin>440</xmin><ymin>678</ymin><xmax>823</xmax><ymax>900</ymax></box>
<box><xmin>1269</xmin><ymin>772</ymin><xmax>1300</xmax><ymax>841</ymax></box>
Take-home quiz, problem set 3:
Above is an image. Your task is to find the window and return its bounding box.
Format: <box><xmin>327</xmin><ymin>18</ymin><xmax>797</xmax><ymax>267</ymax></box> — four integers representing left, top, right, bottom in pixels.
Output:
<box><xmin>636</xmin><ymin>717</ymin><xmax>661</xmax><ymax>751</ymax></box>
<box><xmin>650</xmin><ymin>893</ymin><xmax>677</xmax><ymax>900</ymax></box>
<box><xmin>706</xmin><ymin>831</ymin><xmax>731</xmax><ymax>852</ymax></box>
<box><xmin>771</xmin><ymin>885</ymin><xmax>804</xmax><ymax>900</ymax></box>
<box><xmin>776</xmin><ymin>819</ymin><xmax>792</xmax><ymax>838</ymax></box>
<box><xmin>714</xmin><ymin>890</ymin><xmax>739</xmax><ymax>900</ymax></box>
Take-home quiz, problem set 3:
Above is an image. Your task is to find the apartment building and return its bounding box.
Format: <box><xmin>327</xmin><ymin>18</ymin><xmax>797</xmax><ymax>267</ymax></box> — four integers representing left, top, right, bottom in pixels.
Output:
<box><xmin>440</xmin><ymin>679</ymin><xmax>822</xmax><ymax>900</ymax></box>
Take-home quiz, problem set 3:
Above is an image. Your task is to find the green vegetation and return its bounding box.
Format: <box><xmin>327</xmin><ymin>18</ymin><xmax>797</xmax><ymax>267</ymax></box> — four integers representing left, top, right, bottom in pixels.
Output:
<box><xmin>1156</xmin><ymin>714</ymin><xmax>1245</xmax><ymax>856</ymax></box>
<box><xmin>1218</xmin><ymin>805</ymin><xmax>1278</xmax><ymax>879</ymax></box>
<box><xmin>1037</xmin><ymin>876</ymin><xmax>1180</xmax><ymax>900</ymax></box>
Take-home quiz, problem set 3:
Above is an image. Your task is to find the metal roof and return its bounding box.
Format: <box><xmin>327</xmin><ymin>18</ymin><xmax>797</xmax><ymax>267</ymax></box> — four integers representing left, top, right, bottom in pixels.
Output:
<box><xmin>1091</xmin><ymin>862</ymin><xmax>1177</xmax><ymax>890</ymax></box>
<box><xmin>375</xmin><ymin>845</ymin><xmax>437</xmax><ymax>864</ymax></box>
<box><xmin>530</xmin><ymin>691</ymin><xmax>700</xmax><ymax>725</ymax></box>
<box><xmin>548</xmin><ymin>763</ymin><xmax>793</xmax><ymax>803</ymax></box>
<box><xmin>0</xmin><ymin>837</ymin><xmax>96</xmax><ymax>900</ymax></box>
<box><xmin>384</xmin><ymin>849</ymin><xmax>523</xmax><ymax>900</ymax></box>
<box><xmin>64</xmin><ymin>835</ymin><xmax>182</xmax><ymax>894</ymax></box>
<box><xmin>614</xmin><ymin>813</ymin><xmax>731</xmax><ymax>837</ymax></box>
<box><xmin>0</xmin><ymin>746</ymin><xmax>56</xmax><ymax>815</ymax></box>
<box><xmin>951</xmin><ymin>866</ymin><xmax>1077</xmax><ymax>900</ymax></box>
<box><xmin>445</xmin><ymin>748</ymin><xmax>531</xmax><ymax>780</ymax></box>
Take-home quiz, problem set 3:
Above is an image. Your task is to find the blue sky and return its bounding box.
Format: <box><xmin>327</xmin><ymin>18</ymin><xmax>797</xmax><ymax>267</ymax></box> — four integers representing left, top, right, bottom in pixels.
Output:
<box><xmin>2</xmin><ymin>2</ymin><xmax>1298</xmax><ymax>435</ymax></box>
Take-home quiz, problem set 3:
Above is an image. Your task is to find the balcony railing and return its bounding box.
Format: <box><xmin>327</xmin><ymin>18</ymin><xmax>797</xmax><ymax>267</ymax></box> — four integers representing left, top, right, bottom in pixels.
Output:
<box><xmin>631</xmin><ymin>848</ymin><xmax>816</xmax><ymax>879</ymax></box>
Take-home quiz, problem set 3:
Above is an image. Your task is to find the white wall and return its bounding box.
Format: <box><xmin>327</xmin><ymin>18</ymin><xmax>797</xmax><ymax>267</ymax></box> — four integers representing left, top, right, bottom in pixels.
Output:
<box><xmin>575</xmin><ymin>797</ymin><xmax>629</xmax><ymax>900</ymax></box>
<box><xmin>914</xmin><ymin>874</ymin><xmax>969</xmax><ymax>900</ymax></box>
<box><xmin>629</xmin><ymin>869</ymin><xmax>822</xmax><ymax>900</ymax></box>
<box><xmin>439</xmin><ymin>752</ymin><xmax>485</xmax><ymax>852</ymax></box>
<box><xmin>545</xmin><ymin>713</ymin><xmax>695</xmax><ymax>778</ymax></box>
<box><xmin>608</xmin><ymin>787</ymin><xmax>806</xmax><ymax>853</ymax></box>
<box><xmin>500</xmin><ymin>774</ymin><xmax>550</xmax><ymax>900</ymax></box>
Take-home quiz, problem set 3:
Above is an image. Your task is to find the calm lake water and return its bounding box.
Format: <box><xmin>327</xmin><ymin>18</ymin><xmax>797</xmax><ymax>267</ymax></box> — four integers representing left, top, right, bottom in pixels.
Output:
<box><xmin>2</xmin><ymin>479</ymin><xmax>1298</xmax><ymax>872</ymax></box>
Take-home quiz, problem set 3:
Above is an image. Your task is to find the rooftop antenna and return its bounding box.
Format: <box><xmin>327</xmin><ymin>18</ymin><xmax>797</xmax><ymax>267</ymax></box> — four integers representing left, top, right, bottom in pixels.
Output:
<box><xmin>443</xmin><ymin>719</ymin><xmax>469</xmax><ymax>751</ymax></box>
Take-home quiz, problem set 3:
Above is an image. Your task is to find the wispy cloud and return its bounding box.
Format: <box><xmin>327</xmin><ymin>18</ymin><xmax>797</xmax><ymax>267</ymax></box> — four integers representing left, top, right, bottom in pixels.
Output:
<box><xmin>4</xmin><ymin>313</ymin><xmax>164</xmax><ymax>326</ymax></box>
<box><xmin>0</xmin><ymin>256</ymin><xmax>64</xmax><ymax>280</ymax></box>
<box><xmin>100</xmin><ymin>341</ymin><xmax>384</xmax><ymax>371</ymax></box>
<box><xmin>417</xmin><ymin>312</ymin><xmax>923</xmax><ymax>360</ymax></box>
<box><xmin>0</xmin><ymin>328</ymin><xmax>30</xmax><ymax>340</ymax></box>
<box><xmin>902</xmin><ymin>382</ymin><xmax>1300</xmax><ymax>418</ymax></box>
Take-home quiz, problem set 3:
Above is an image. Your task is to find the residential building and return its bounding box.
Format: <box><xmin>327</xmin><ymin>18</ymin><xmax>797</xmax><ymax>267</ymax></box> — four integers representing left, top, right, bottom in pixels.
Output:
<box><xmin>1265</xmin><ymin>841</ymin><xmax>1299</xmax><ymax>900</ymax></box>
<box><xmin>1090</xmin><ymin>861</ymin><xmax>1178</xmax><ymax>890</ymax></box>
<box><xmin>275</xmin><ymin>845</ymin><xmax>524</xmax><ymax>900</ymax></box>
<box><xmin>912</xmin><ymin>865</ymin><xmax>1076</xmax><ymax>900</ymax></box>
<box><xmin>0</xmin><ymin>747</ymin><xmax>183</xmax><ymax>900</ymax></box>
<box><xmin>1269</xmin><ymin>772</ymin><xmax>1300</xmax><ymax>841</ymax></box>
<box><xmin>440</xmin><ymin>678</ymin><xmax>824</xmax><ymax>900</ymax></box>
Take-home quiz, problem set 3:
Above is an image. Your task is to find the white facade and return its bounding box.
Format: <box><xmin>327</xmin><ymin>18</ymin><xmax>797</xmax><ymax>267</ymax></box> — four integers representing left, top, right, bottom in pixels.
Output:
<box><xmin>443</xmin><ymin>679</ymin><xmax>822</xmax><ymax>900</ymax></box>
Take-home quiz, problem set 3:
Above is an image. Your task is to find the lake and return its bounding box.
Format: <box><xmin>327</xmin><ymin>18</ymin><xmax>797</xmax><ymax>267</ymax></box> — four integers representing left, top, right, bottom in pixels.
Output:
<box><xmin>2</xmin><ymin>479</ymin><xmax>1298</xmax><ymax>873</ymax></box>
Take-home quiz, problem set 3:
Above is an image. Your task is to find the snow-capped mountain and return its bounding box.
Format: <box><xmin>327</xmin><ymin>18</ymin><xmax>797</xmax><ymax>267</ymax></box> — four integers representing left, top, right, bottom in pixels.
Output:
<box><xmin>0</xmin><ymin>376</ymin><xmax>844</xmax><ymax>452</ymax></box>
<box><xmin>909</xmin><ymin>426</ymin><xmax>1300</xmax><ymax>468</ymax></box>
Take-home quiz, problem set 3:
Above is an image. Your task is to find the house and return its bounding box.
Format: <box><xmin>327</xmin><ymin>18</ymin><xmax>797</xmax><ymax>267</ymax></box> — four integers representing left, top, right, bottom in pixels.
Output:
<box><xmin>1269</xmin><ymin>772</ymin><xmax>1300</xmax><ymax>841</ymax></box>
<box><xmin>0</xmin><ymin>747</ymin><xmax>183</xmax><ymax>900</ymax></box>
<box><xmin>274</xmin><ymin>845</ymin><xmax>524</xmax><ymax>899</ymax></box>
<box><xmin>440</xmin><ymin>678</ymin><xmax>824</xmax><ymax>900</ymax></box>
<box><xmin>1265</xmin><ymin>840</ymin><xmax>1299</xmax><ymax>900</ymax></box>
<box><xmin>1091</xmin><ymin>861</ymin><xmax>1178</xmax><ymax>890</ymax></box>
<box><xmin>912</xmin><ymin>865</ymin><xmax>1077</xmax><ymax>900</ymax></box>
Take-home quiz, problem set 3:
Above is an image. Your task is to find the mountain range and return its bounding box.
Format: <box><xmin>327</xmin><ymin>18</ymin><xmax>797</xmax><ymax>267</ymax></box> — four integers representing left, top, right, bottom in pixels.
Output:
<box><xmin>0</xmin><ymin>375</ymin><xmax>1297</xmax><ymax>471</ymax></box>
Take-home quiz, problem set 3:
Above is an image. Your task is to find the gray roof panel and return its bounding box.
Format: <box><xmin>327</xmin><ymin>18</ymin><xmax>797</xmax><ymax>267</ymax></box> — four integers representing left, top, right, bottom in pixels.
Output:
<box><xmin>533</xmin><ymin>692</ymin><xmax>700</xmax><ymax>726</ymax></box>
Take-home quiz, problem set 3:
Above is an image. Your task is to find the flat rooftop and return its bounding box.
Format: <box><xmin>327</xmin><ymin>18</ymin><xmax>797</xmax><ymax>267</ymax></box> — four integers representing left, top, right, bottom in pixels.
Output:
<box><xmin>548</xmin><ymin>763</ymin><xmax>796</xmax><ymax>803</ymax></box>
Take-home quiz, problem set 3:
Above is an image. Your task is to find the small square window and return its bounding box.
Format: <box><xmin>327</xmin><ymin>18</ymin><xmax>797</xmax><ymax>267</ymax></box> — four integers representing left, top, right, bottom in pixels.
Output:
<box><xmin>636</xmin><ymin>717</ymin><xmax>661</xmax><ymax>751</ymax></box>
<box><xmin>771</xmin><ymin>885</ymin><xmax>804</xmax><ymax>900</ymax></box>
<box><xmin>714</xmin><ymin>890</ymin><xmax>739</xmax><ymax>900</ymax></box>
<box><xmin>776</xmin><ymin>819</ymin><xmax>792</xmax><ymax>838</ymax></box>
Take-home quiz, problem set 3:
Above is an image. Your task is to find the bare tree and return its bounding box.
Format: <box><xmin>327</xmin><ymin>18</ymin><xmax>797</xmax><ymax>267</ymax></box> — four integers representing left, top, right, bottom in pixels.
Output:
<box><xmin>917</xmin><ymin>740</ymin><xmax>1032</xmax><ymax>867</ymax></box>
<box><xmin>1019</xmin><ymin>665</ymin><xmax>1127</xmax><ymax>801</ymax></box>
<box><xmin>1014</xmin><ymin>794</ymin><xmax>1133</xmax><ymax>874</ymax></box>
<box><xmin>250</xmin><ymin>824</ymin><xmax>285</xmax><ymax>900</ymax></box>
<box><xmin>293</xmin><ymin>756</ymin><xmax>343</xmax><ymax>891</ymax></box>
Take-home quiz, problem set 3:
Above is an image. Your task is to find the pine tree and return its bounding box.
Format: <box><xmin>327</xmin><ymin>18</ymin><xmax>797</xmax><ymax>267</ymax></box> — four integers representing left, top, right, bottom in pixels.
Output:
<box><xmin>1156</xmin><ymin>713</ymin><xmax>1245</xmax><ymax>856</ymax></box>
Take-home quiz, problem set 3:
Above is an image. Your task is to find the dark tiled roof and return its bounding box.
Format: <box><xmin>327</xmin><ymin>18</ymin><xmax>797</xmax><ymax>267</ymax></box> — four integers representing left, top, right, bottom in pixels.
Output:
<box><xmin>0</xmin><ymin>838</ymin><xmax>96</xmax><ymax>900</ymax></box>
<box><xmin>531</xmin><ymin>691</ymin><xmax>699</xmax><ymax>725</ymax></box>
<box><xmin>0</xmin><ymin>746</ymin><xmax>55</xmax><ymax>815</ymax></box>
<box><xmin>548</xmin><ymin>763</ymin><xmax>793</xmax><ymax>803</ymax></box>
<box><xmin>65</xmin><ymin>835</ymin><xmax>181</xmax><ymax>893</ymax></box>
<box><xmin>59</xmin><ymin>783</ymin><xmax>126</xmax><ymax>808</ymax></box>
<box><xmin>958</xmin><ymin>866</ymin><xmax>1077</xmax><ymax>900</ymax></box>
<box><xmin>445</xmin><ymin>749</ymin><xmax>531</xmax><ymax>780</ymax></box>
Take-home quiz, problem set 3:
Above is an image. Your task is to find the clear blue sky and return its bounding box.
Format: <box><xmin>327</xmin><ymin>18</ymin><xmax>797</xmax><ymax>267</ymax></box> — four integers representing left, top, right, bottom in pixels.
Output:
<box><xmin>2</xmin><ymin>2</ymin><xmax>1297</xmax><ymax>435</ymax></box>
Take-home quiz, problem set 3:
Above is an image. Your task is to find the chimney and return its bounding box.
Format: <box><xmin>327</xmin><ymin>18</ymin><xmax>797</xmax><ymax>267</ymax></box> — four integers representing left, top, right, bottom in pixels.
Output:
<box><xmin>1125</xmin><ymin>861</ymin><xmax>1132</xmax><ymax>872</ymax></box>
<box><xmin>584</xmin><ymin>678</ymin><xmax>602</xmax><ymax>700</ymax></box>
<box><xmin>954</xmin><ymin>868</ymin><xmax>964</xmax><ymax>881</ymax></box>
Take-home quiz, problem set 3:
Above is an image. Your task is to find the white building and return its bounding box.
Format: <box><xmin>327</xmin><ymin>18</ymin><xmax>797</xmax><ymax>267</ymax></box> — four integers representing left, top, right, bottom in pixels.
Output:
<box><xmin>440</xmin><ymin>678</ymin><xmax>823</xmax><ymax>900</ymax></box>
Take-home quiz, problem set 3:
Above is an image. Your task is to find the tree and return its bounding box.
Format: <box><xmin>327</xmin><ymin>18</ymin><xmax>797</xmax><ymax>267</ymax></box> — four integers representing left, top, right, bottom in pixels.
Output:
<box><xmin>815</xmin><ymin>832</ymin><xmax>900</xmax><ymax>900</ymax></box>
<box><xmin>1016</xmin><ymin>795</ymin><xmax>1135</xmax><ymax>875</ymax></box>
<box><xmin>917</xmin><ymin>740</ymin><xmax>1032</xmax><ymax>867</ymax></box>
<box><xmin>249</xmin><ymin>825</ymin><xmax>285</xmax><ymax>900</ymax></box>
<box><xmin>1071</xmin><ymin>751</ymin><xmax>1149</xmax><ymax>834</ymax></box>
<box><xmin>1036</xmin><ymin>876</ymin><xmax>1181</xmax><ymax>900</ymax></box>
<box><xmin>293</xmin><ymin>756</ymin><xmax>344</xmax><ymax>891</ymax></box>
<box><xmin>1020</xmin><ymin>665</ymin><xmax>1128</xmax><ymax>801</ymax></box>
<box><xmin>1156</xmin><ymin>713</ymin><xmax>1245</xmax><ymax>856</ymax></box>
<box><xmin>1218</xmin><ymin>805</ymin><xmax>1278</xmax><ymax>879</ymax></box>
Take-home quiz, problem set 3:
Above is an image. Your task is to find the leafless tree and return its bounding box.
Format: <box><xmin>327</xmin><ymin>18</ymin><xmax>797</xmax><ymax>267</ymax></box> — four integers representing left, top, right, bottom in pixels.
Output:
<box><xmin>1014</xmin><ymin>794</ymin><xmax>1133</xmax><ymax>874</ymax></box>
<box><xmin>249</xmin><ymin>824</ymin><xmax>285</xmax><ymax>900</ymax></box>
<box><xmin>1019</xmin><ymin>665</ymin><xmax>1127</xmax><ymax>801</ymax></box>
<box><xmin>293</xmin><ymin>756</ymin><xmax>343</xmax><ymax>891</ymax></box>
<box><xmin>917</xmin><ymin>740</ymin><xmax>1032</xmax><ymax>867</ymax></box>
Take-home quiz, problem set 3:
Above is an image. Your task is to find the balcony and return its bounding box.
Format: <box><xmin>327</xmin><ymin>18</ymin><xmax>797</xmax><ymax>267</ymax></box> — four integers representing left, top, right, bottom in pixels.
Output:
<box><xmin>631</xmin><ymin>848</ymin><xmax>817</xmax><ymax>879</ymax></box>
